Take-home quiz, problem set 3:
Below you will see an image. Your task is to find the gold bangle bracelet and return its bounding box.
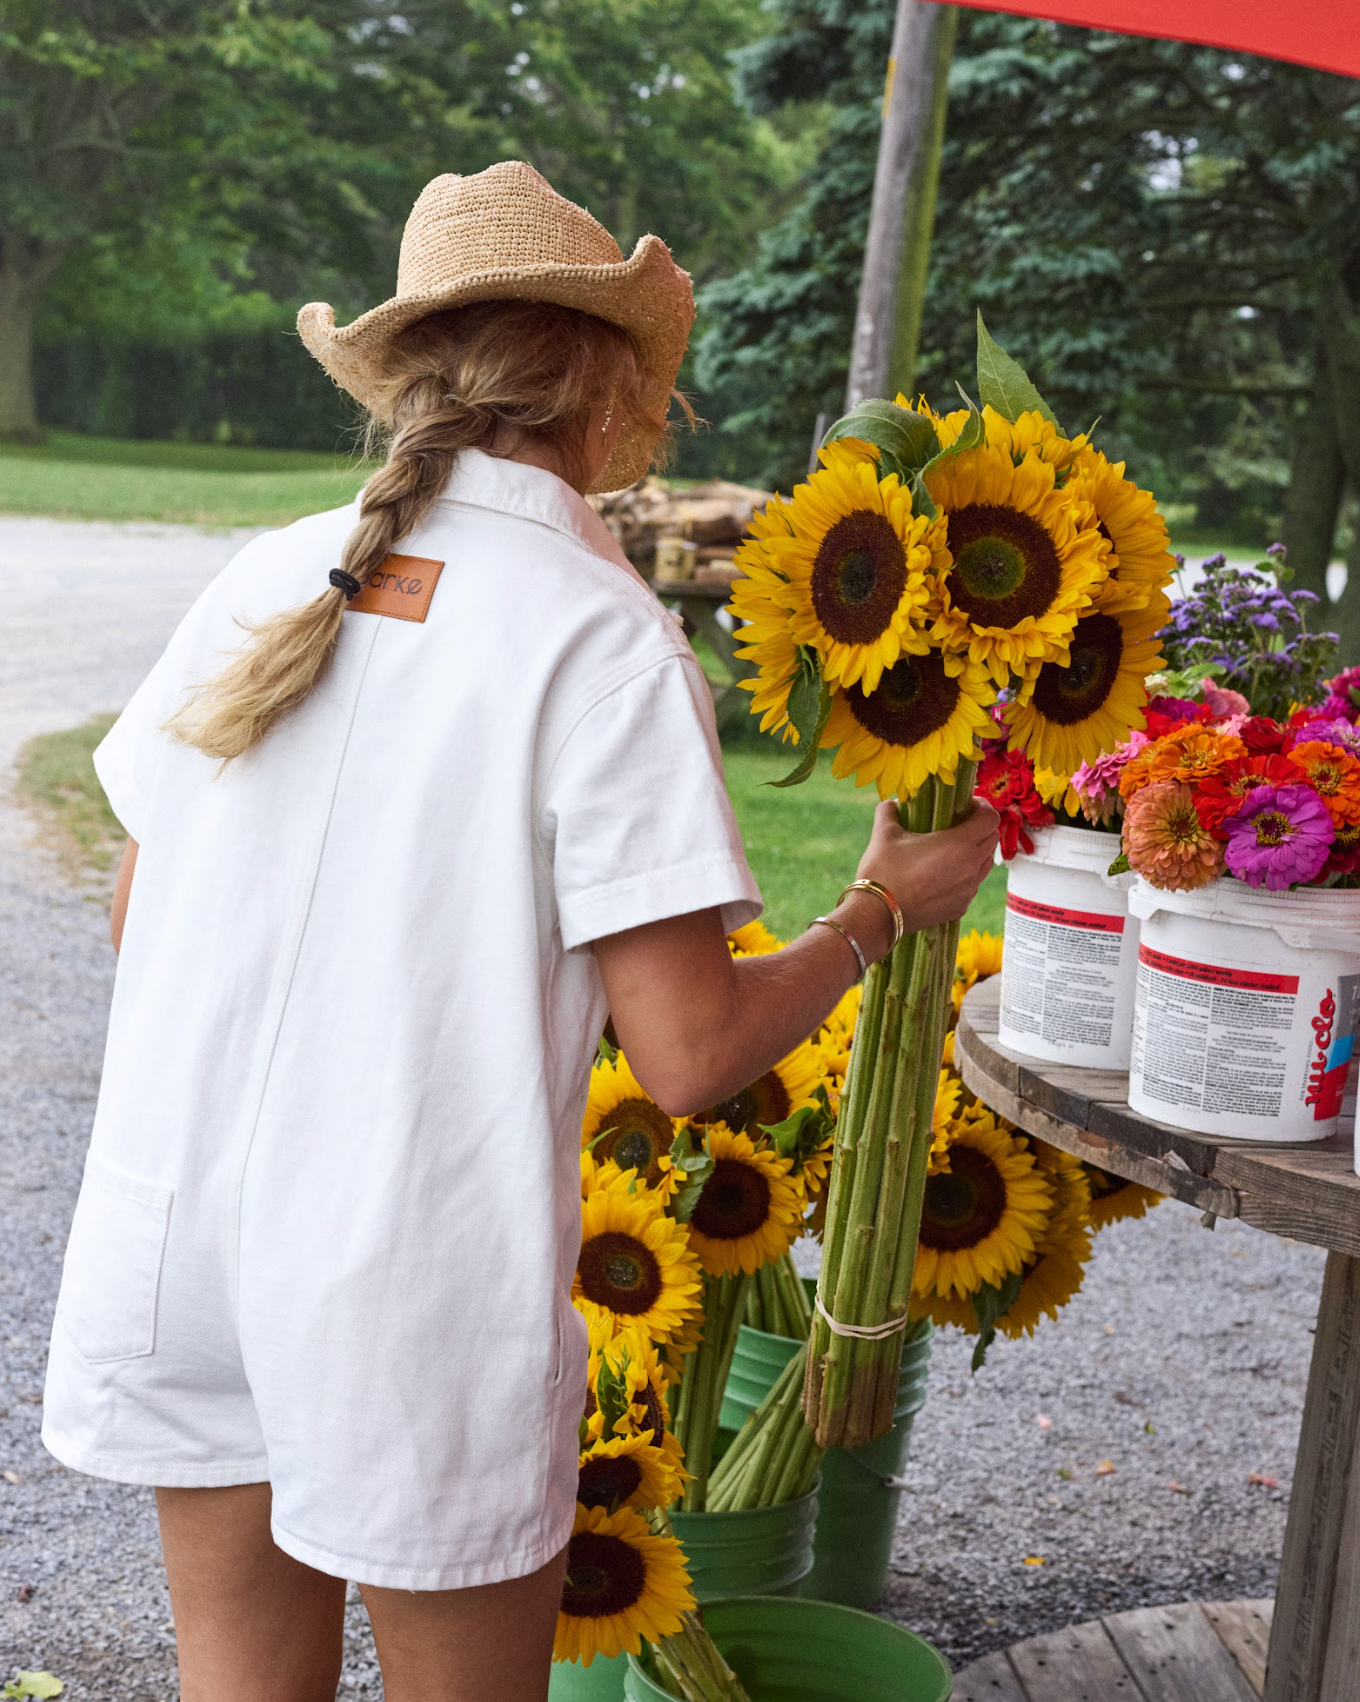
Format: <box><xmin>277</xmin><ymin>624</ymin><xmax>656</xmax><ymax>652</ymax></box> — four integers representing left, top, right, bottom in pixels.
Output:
<box><xmin>811</xmin><ymin>915</ymin><xmax>867</xmax><ymax>981</ymax></box>
<box><xmin>838</xmin><ymin>878</ymin><xmax>904</xmax><ymax>948</ymax></box>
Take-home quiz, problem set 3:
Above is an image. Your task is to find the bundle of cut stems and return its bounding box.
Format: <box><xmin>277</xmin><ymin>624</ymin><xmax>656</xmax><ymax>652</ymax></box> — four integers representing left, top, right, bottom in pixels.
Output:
<box><xmin>670</xmin><ymin>1273</ymin><xmax>750</xmax><ymax>1510</ymax></box>
<box><xmin>802</xmin><ymin>765</ymin><xmax>976</xmax><ymax>1448</ymax></box>
<box><xmin>744</xmin><ymin>1251</ymin><xmax>812</xmax><ymax>1339</ymax></box>
<box><xmin>706</xmin><ymin>1346</ymin><xmax>821</xmax><ymax>1512</ymax></box>
<box><xmin>644</xmin><ymin>1509</ymin><xmax>753</xmax><ymax>1702</ymax></box>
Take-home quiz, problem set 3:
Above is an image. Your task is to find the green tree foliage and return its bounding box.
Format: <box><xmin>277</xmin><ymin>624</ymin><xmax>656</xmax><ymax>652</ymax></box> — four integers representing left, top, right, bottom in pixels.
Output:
<box><xmin>694</xmin><ymin>4</ymin><xmax>1360</xmax><ymax>652</ymax></box>
<box><xmin>10</xmin><ymin>0</ymin><xmax>800</xmax><ymax>449</ymax></box>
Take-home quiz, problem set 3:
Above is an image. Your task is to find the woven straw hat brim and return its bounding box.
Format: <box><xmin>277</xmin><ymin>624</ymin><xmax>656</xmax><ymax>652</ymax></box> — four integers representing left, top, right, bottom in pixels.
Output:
<box><xmin>298</xmin><ymin>236</ymin><xmax>693</xmax><ymax>493</ymax></box>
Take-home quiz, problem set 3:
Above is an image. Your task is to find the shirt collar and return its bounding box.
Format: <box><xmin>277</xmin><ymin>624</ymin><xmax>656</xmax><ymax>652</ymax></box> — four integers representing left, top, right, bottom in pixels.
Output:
<box><xmin>434</xmin><ymin>448</ymin><xmax>640</xmax><ymax>580</ymax></box>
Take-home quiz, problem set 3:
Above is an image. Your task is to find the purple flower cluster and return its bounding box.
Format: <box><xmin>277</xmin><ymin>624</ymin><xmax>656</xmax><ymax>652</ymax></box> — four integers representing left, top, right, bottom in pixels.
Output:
<box><xmin>1162</xmin><ymin>547</ymin><xmax>1338</xmax><ymax>721</ymax></box>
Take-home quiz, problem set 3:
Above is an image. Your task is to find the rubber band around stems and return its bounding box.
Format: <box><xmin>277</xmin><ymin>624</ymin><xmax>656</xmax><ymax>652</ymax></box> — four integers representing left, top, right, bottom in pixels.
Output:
<box><xmin>813</xmin><ymin>1290</ymin><xmax>911</xmax><ymax>1340</ymax></box>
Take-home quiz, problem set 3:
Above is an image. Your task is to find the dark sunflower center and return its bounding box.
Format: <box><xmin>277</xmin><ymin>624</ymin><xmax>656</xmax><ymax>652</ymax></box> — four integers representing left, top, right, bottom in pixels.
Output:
<box><xmin>577</xmin><ymin>1453</ymin><xmax>645</xmax><ymax>1511</ymax></box>
<box><xmin>562</xmin><ymin>1531</ymin><xmax>646</xmax><ymax>1619</ymax></box>
<box><xmin>845</xmin><ymin>651</ymin><xmax>961</xmax><ymax>749</ymax></box>
<box><xmin>811</xmin><ymin>511</ymin><xmax>908</xmax><ymax>645</ymax></box>
<box><xmin>599</xmin><ymin>1098</ymin><xmax>673</xmax><ymax>1184</ymax></box>
<box><xmin>691</xmin><ymin>1157</ymin><xmax>772</xmax><ymax>1242</ymax></box>
<box><xmin>638</xmin><ymin>1381</ymin><xmax>666</xmax><ymax>1448</ymax></box>
<box><xmin>578</xmin><ymin>1231</ymin><xmax>663</xmax><ymax>1315</ymax></box>
<box><xmin>1029</xmin><ymin>613</ymin><xmax>1124</xmax><ymax>727</ymax></box>
<box><xmin>697</xmin><ymin>1072</ymin><xmax>790</xmax><ymax>1136</ymax></box>
<box><xmin>919</xmin><ymin>1146</ymin><xmax>1007</xmax><ymax>1252</ymax></box>
<box><xmin>946</xmin><ymin>503</ymin><xmax>1062</xmax><ymax>628</ymax></box>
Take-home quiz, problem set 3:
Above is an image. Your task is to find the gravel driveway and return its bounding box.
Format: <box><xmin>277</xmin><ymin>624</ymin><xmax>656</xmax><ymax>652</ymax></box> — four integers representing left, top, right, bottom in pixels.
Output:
<box><xmin>0</xmin><ymin>515</ymin><xmax>1325</xmax><ymax>1694</ymax></box>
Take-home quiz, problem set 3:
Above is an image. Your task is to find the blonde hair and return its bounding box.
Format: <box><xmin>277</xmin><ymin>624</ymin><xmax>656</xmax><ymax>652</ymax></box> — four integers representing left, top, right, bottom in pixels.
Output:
<box><xmin>167</xmin><ymin>299</ymin><xmax>667</xmax><ymax>762</ymax></box>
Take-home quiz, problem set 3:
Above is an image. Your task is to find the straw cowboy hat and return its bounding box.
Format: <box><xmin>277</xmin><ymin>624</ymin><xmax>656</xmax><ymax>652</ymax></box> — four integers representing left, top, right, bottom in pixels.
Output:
<box><xmin>298</xmin><ymin>161</ymin><xmax>695</xmax><ymax>491</ymax></box>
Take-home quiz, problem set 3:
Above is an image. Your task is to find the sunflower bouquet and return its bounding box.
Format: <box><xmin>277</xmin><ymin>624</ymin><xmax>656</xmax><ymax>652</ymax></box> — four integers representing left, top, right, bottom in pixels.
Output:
<box><xmin>729</xmin><ymin>316</ymin><xmax>1173</xmax><ymax>1447</ymax></box>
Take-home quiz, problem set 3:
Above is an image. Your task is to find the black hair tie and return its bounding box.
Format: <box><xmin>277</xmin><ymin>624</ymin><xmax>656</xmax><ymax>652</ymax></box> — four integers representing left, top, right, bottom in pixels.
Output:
<box><xmin>329</xmin><ymin>568</ymin><xmax>361</xmax><ymax>598</ymax></box>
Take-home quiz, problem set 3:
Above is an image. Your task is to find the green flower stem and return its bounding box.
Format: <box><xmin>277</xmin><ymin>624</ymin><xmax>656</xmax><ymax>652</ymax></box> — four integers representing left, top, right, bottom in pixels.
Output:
<box><xmin>672</xmin><ymin>1273</ymin><xmax>750</xmax><ymax>1512</ymax></box>
<box><xmin>649</xmin><ymin>1610</ymin><xmax>753</xmax><ymax>1702</ymax></box>
<box><xmin>749</xmin><ymin>1251</ymin><xmax>812</xmax><ymax>1339</ymax></box>
<box><xmin>802</xmin><ymin>762</ymin><xmax>977</xmax><ymax>1449</ymax></box>
<box><xmin>707</xmin><ymin>1345</ymin><xmax>822</xmax><ymax>1511</ymax></box>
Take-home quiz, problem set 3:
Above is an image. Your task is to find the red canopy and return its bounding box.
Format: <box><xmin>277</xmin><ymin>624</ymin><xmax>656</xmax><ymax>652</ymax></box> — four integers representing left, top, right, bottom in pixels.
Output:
<box><xmin>949</xmin><ymin>1</ymin><xmax>1360</xmax><ymax>79</ymax></box>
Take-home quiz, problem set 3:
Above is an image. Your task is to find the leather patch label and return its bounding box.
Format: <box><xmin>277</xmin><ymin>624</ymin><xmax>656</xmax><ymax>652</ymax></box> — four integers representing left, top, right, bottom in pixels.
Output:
<box><xmin>348</xmin><ymin>554</ymin><xmax>444</xmax><ymax>622</ymax></box>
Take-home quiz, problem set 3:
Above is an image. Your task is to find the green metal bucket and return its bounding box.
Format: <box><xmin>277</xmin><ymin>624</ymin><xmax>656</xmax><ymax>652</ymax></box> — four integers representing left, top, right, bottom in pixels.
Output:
<box><xmin>801</xmin><ymin>1321</ymin><xmax>933</xmax><ymax>1609</ymax></box>
<box><xmin>670</xmin><ymin>1486</ymin><xmax>819</xmax><ymax>1601</ymax></box>
<box><xmin>548</xmin><ymin>1650</ymin><xmax>630</xmax><ymax>1702</ymax></box>
<box><xmin>718</xmin><ymin>1316</ymin><xmax>935</xmax><ymax>1610</ymax></box>
<box><xmin>623</xmin><ymin>1595</ymin><xmax>952</xmax><ymax>1702</ymax></box>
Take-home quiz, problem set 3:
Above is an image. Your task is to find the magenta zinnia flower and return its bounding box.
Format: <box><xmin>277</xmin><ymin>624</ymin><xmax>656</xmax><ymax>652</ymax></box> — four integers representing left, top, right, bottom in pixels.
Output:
<box><xmin>1223</xmin><ymin>784</ymin><xmax>1334</xmax><ymax>891</ymax></box>
<box><xmin>1301</xmin><ymin>718</ymin><xmax>1360</xmax><ymax>759</ymax></box>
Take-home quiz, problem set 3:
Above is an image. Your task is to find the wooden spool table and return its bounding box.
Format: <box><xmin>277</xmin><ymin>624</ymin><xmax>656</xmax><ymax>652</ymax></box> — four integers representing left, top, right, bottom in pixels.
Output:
<box><xmin>652</xmin><ymin>577</ymin><xmax>753</xmax><ymax>730</ymax></box>
<box><xmin>953</xmin><ymin>977</ymin><xmax>1360</xmax><ymax>1702</ymax></box>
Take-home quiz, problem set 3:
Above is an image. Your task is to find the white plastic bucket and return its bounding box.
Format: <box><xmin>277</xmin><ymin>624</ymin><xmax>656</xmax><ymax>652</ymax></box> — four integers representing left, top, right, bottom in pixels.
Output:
<box><xmin>998</xmin><ymin>825</ymin><xmax>1140</xmax><ymax>1069</ymax></box>
<box><xmin>1127</xmin><ymin>877</ymin><xmax>1360</xmax><ymax>1143</ymax></box>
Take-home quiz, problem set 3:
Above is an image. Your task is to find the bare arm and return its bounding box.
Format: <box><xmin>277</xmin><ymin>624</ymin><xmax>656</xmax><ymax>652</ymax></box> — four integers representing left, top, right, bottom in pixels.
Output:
<box><xmin>111</xmin><ymin>837</ymin><xmax>138</xmax><ymax>953</ymax></box>
<box><xmin>594</xmin><ymin>799</ymin><xmax>999</xmax><ymax>1116</ymax></box>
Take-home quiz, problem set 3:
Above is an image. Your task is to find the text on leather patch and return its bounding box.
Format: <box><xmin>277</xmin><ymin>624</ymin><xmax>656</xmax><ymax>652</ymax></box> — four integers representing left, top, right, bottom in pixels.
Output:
<box><xmin>348</xmin><ymin>554</ymin><xmax>444</xmax><ymax>622</ymax></box>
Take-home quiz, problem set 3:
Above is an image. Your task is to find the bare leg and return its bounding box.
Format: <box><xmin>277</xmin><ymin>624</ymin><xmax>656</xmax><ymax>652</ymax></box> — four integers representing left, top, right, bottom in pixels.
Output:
<box><xmin>156</xmin><ymin>1483</ymin><xmax>347</xmax><ymax>1702</ymax></box>
<box><xmin>360</xmin><ymin>1544</ymin><xmax>568</xmax><ymax>1702</ymax></box>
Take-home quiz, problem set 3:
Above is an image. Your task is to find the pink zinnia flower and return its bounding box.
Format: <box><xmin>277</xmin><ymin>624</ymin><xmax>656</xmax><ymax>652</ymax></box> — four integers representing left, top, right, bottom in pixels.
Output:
<box><xmin>1123</xmin><ymin>781</ymin><xmax>1224</xmax><ymax>892</ymax></box>
<box><xmin>1301</xmin><ymin>718</ymin><xmax>1360</xmax><ymax>759</ymax></box>
<box><xmin>1203</xmin><ymin>682</ymin><xmax>1250</xmax><ymax>720</ymax></box>
<box><xmin>1072</xmin><ymin>732</ymin><xmax>1147</xmax><ymax>826</ymax></box>
<box><xmin>1223</xmin><ymin>784</ymin><xmax>1334</xmax><ymax>891</ymax></box>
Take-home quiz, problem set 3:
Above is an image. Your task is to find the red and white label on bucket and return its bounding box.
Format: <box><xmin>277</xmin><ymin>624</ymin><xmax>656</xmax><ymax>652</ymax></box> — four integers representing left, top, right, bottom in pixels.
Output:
<box><xmin>1132</xmin><ymin>946</ymin><xmax>1359</xmax><ymax>1125</ymax></box>
<box><xmin>1000</xmin><ymin>890</ymin><xmax>1127</xmax><ymax>1052</ymax></box>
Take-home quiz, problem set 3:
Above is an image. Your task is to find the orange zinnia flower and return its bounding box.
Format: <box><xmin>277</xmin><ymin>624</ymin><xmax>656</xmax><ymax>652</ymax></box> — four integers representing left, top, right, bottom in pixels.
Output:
<box><xmin>1144</xmin><ymin>725</ymin><xmax>1246</xmax><ymax>787</ymax></box>
<box><xmin>1124</xmin><ymin>781</ymin><xmax>1224</xmax><ymax>891</ymax></box>
<box><xmin>1118</xmin><ymin>738</ymin><xmax>1163</xmax><ymax>802</ymax></box>
<box><xmin>1288</xmin><ymin>741</ymin><xmax>1360</xmax><ymax>828</ymax></box>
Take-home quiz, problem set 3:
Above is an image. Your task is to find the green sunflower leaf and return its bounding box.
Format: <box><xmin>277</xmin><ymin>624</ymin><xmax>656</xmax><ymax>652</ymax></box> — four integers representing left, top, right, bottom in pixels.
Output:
<box><xmin>1106</xmin><ymin>851</ymin><xmax>1131</xmax><ymax>878</ymax></box>
<box><xmin>769</xmin><ymin>645</ymin><xmax>833</xmax><ymax>789</ymax></box>
<box><xmin>668</xmin><ymin>1126</ymin><xmax>714</xmax><ymax>1223</ymax></box>
<box><xmin>7</xmin><ymin>1679</ymin><xmax>64</xmax><ymax>1702</ymax></box>
<box><xmin>969</xmin><ymin>1270</ymin><xmax>1023</xmax><ymax>1373</ymax></box>
<box><xmin>975</xmin><ymin>310</ymin><xmax>1060</xmax><ymax>430</ymax></box>
<box><xmin>821</xmin><ymin>399</ymin><xmax>941</xmax><ymax>483</ymax></box>
<box><xmin>761</xmin><ymin>1096</ymin><xmax>835</xmax><ymax>1172</ymax></box>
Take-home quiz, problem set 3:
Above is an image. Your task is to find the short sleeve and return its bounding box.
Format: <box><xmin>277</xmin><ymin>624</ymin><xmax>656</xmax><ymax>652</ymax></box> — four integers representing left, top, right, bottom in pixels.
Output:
<box><xmin>92</xmin><ymin>646</ymin><xmax>187</xmax><ymax>843</ymax></box>
<box><xmin>545</xmin><ymin>651</ymin><xmax>763</xmax><ymax>951</ymax></box>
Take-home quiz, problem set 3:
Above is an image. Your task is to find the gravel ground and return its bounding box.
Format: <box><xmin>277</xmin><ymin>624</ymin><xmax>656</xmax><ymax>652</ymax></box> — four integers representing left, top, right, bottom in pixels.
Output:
<box><xmin>0</xmin><ymin>515</ymin><xmax>1328</xmax><ymax>1693</ymax></box>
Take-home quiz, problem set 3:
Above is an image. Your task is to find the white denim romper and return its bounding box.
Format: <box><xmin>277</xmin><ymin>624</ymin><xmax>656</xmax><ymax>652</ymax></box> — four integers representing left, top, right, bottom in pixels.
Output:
<box><xmin>42</xmin><ymin>449</ymin><xmax>760</xmax><ymax>1589</ymax></box>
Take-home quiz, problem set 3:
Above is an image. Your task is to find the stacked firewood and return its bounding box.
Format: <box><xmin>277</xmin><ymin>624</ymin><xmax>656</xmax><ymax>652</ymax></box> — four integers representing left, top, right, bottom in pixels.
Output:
<box><xmin>591</xmin><ymin>477</ymin><xmax>773</xmax><ymax>584</ymax></box>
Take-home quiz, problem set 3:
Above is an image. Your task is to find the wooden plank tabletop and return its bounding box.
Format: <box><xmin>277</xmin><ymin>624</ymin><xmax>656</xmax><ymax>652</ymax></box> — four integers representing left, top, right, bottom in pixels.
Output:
<box><xmin>953</xmin><ymin>1599</ymin><xmax>1273</xmax><ymax>1701</ymax></box>
<box><xmin>957</xmin><ymin>978</ymin><xmax>1360</xmax><ymax>1260</ymax></box>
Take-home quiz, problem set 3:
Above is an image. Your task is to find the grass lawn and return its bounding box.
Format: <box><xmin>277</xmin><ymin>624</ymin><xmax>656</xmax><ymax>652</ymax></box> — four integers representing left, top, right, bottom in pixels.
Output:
<box><xmin>0</xmin><ymin>432</ymin><xmax>369</xmax><ymax>528</ymax></box>
<box><xmin>16</xmin><ymin>715</ymin><xmax>123</xmax><ymax>875</ymax></box>
<box><xmin>722</xmin><ymin>741</ymin><xmax>1006</xmax><ymax>942</ymax></box>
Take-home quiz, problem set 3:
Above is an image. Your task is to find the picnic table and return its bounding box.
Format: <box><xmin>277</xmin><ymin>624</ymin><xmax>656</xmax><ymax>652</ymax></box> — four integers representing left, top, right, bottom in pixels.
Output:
<box><xmin>953</xmin><ymin>976</ymin><xmax>1360</xmax><ymax>1702</ymax></box>
<box><xmin>653</xmin><ymin>576</ymin><xmax>754</xmax><ymax>730</ymax></box>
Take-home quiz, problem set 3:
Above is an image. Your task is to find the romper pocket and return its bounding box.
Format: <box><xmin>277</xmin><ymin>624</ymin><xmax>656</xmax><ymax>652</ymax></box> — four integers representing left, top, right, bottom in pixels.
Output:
<box><xmin>58</xmin><ymin>1154</ymin><xmax>173</xmax><ymax>1363</ymax></box>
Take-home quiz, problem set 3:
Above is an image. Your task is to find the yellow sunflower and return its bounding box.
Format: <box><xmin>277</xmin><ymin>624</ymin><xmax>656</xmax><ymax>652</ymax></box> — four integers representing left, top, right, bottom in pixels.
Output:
<box><xmin>823</xmin><ymin>649</ymin><xmax>998</xmax><ymax>800</ymax></box>
<box><xmin>1082</xmin><ymin>1162</ymin><xmax>1163</xmax><ymax>1229</ymax></box>
<box><xmin>1031</xmin><ymin>1140</ymin><xmax>1092</xmax><ymax>1234</ymax></box>
<box><xmin>582</xmin><ymin>1053</ymin><xmax>679</xmax><ymax>1194</ymax></box>
<box><xmin>998</xmin><ymin>1212</ymin><xmax>1093</xmax><ymax>1339</ymax></box>
<box><xmin>925</xmin><ymin>437</ymin><xmax>1109</xmax><ymax>686</ymax></box>
<box><xmin>585</xmin><ymin>1334</ymin><xmax>689</xmax><ymax>1483</ymax></box>
<box><xmin>928</xmin><ymin>1068</ymin><xmax>964</xmax><ymax>1175</ymax></box>
<box><xmin>913</xmin><ymin>1110</ymin><xmax>1053</xmax><ymax>1302</ymax></box>
<box><xmin>685</xmin><ymin>1124</ymin><xmax>805</xmax><ymax>1277</ymax></box>
<box><xmin>753</xmin><ymin>440</ymin><xmax>940</xmax><ymax>694</ymax></box>
<box><xmin>1005</xmin><ymin>592</ymin><xmax>1168</xmax><ymax>775</ymax></box>
<box><xmin>693</xmin><ymin>1036</ymin><xmax>821</xmax><ymax>1136</ymax></box>
<box><xmin>577</xmin><ymin>1429</ymin><xmax>683</xmax><ymax>1514</ymax></box>
<box><xmin>907</xmin><ymin>398</ymin><xmax>1090</xmax><ymax>476</ymax></box>
<box><xmin>1073</xmin><ymin>448</ymin><xmax>1177</xmax><ymax>615</ymax></box>
<box><xmin>730</xmin><ymin>507</ymin><xmax>802</xmax><ymax>742</ymax></box>
<box><xmin>816</xmin><ymin>982</ymin><xmax>862</xmax><ymax>1115</ymax></box>
<box><xmin>952</xmin><ymin>928</ymin><xmax>1004</xmax><ymax>1018</ymax></box>
<box><xmin>575</xmin><ymin>1171</ymin><xmax>703</xmax><ymax>1348</ymax></box>
<box><xmin>554</xmin><ymin>1503</ymin><xmax>693</xmax><ymax>1666</ymax></box>
<box><xmin>728</xmin><ymin>918</ymin><xmax>783</xmax><ymax>957</ymax></box>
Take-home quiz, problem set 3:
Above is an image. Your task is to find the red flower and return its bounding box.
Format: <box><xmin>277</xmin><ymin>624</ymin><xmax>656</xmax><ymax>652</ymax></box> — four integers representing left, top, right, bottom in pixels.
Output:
<box><xmin>976</xmin><ymin>752</ymin><xmax>1054</xmax><ymax>862</ymax></box>
<box><xmin>1238</xmin><ymin>717</ymin><xmax>1288</xmax><ymax>756</ymax></box>
<box><xmin>1195</xmin><ymin>754</ymin><xmax>1304</xmax><ymax>837</ymax></box>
